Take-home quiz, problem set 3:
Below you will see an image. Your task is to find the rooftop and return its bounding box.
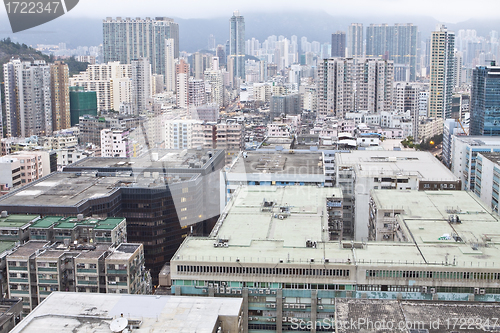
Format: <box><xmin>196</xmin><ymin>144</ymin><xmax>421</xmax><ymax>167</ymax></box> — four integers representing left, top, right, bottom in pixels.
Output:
<box><xmin>8</xmin><ymin>241</ymin><xmax>48</xmax><ymax>258</ymax></box>
<box><xmin>174</xmin><ymin>186</ymin><xmax>351</xmax><ymax>265</ymax></box>
<box><xmin>107</xmin><ymin>243</ymin><xmax>141</xmax><ymax>261</ymax></box>
<box><xmin>0</xmin><ymin>171</ymin><xmax>196</xmax><ymax>208</ymax></box>
<box><xmin>0</xmin><ymin>241</ymin><xmax>17</xmax><ymax>256</ymax></box>
<box><xmin>336</xmin><ymin>150</ymin><xmax>459</xmax><ymax>181</ymax></box>
<box><xmin>31</xmin><ymin>216</ymin><xmax>125</xmax><ymax>230</ymax></box>
<box><xmin>335</xmin><ymin>298</ymin><xmax>500</xmax><ymax>333</ymax></box>
<box><xmin>174</xmin><ymin>187</ymin><xmax>500</xmax><ymax>269</ymax></box>
<box><xmin>0</xmin><ymin>214</ymin><xmax>39</xmax><ymax>229</ymax></box>
<box><xmin>11</xmin><ymin>292</ymin><xmax>242</xmax><ymax>333</ymax></box>
<box><xmin>371</xmin><ymin>190</ymin><xmax>500</xmax><ymax>266</ymax></box>
<box><xmin>229</xmin><ymin>151</ymin><xmax>324</xmax><ymax>175</ymax></box>
<box><xmin>455</xmin><ymin>135</ymin><xmax>500</xmax><ymax>146</ymax></box>
<box><xmin>66</xmin><ymin>149</ymin><xmax>221</xmax><ymax>171</ymax></box>
<box><xmin>478</xmin><ymin>151</ymin><xmax>500</xmax><ymax>165</ymax></box>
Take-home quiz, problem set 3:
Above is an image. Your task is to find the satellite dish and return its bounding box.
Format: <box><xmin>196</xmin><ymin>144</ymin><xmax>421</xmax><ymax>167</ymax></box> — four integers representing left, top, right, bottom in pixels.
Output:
<box><xmin>110</xmin><ymin>317</ymin><xmax>128</xmax><ymax>332</ymax></box>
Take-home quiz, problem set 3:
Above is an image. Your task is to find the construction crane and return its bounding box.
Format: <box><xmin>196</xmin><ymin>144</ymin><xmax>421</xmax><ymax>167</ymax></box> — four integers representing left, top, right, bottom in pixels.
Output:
<box><xmin>457</xmin><ymin>118</ymin><xmax>469</xmax><ymax>136</ymax></box>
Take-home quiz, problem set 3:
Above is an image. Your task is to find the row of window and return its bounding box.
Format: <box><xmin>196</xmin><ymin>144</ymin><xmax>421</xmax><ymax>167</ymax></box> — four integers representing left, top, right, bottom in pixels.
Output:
<box><xmin>366</xmin><ymin>269</ymin><xmax>500</xmax><ymax>280</ymax></box>
<box><xmin>177</xmin><ymin>265</ymin><xmax>350</xmax><ymax>277</ymax></box>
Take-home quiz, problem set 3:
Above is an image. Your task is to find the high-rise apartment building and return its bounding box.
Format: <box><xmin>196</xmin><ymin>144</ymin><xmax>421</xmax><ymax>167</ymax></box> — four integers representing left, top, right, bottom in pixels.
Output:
<box><xmin>69</xmin><ymin>87</ymin><xmax>98</xmax><ymax>126</ymax></box>
<box><xmin>102</xmin><ymin>17</ymin><xmax>179</xmax><ymax>78</ymax></box>
<box><xmin>69</xmin><ymin>62</ymin><xmax>133</xmax><ymax>112</ymax></box>
<box><xmin>204</xmin><ymin>68</ymin><xmax>224</xmax><ymax>107</ymax></box>
<box><xmin>470</xmin><ymin>62</ymin><xmax>500</xmax><ymax>136</ymax></box>
<box><xmin>347</xmin><ymin>23</ymin><xmax>363</xmax><ymax>58</ymax></box>
<box><xmin>131</xmin><ymin>57</ymin><xmax>152</xmax><ymax>115</ymax></box>
<box><xmin>164</xmin><ymin>39</ymin><xmax>176</xmax><ymax>92</ymax></box>
<box><xmin>318</xmin><ymin>58</ymin><xmax>394</xmax><ymax>118</ymax></box>
<box><xmin>365</xmin><ymin>23</ymin><xmax>419</xmax><ymax>81</ymax></box>
<box><xmin>229</xmin><ymin>11</ymin><xmax>245</xmax><ymax>80</ymax></box>
<box><xmin>428</xmin><ymin>25</ymin><xmax>455</xmax><ymax>118</ymax></box>
<box><xmin>3</xmin><ymin>59</ymin><xmax>52</xmax><ymax>137</ymax></box>
<box><xmin>188</xmin><ymin>79</ymin><xmax>206</xmax><ymax>108</ymax></box>
<box><xmin>331</xmin><ymin>31</ymin><xmax>346</xmax><ymax>57</ymax></box>
<box><xmin>50</xmin><ymin>61</ymin><xmax>70</xmax><ymax>132</ymax></box>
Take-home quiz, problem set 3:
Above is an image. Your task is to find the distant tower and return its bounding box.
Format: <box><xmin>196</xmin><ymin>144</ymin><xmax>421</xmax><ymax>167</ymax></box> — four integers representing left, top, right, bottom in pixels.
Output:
<box><xmin>428</xmin><ymin>24</ymin><xmax>455</xmax><ymax>119</ymax></box>
<box><xmin>229</xmin><ymin>10</ymin><xmax>245</xmax><ymax>80</ymax></box>
<box><xmin>331</xmin><ymin>31</ymin><xmax>346</xmax><ymax>58</ymax></box>
<box><xmin>208</xmin><ymin>34</ymin><xmax>216</xmax><ymax>51</ymax></box>
<box><xmin>347</xmin><ymin>23</ymin><xmax>363</xmax><ymax>58</ymax></box>
<box><xmin>50</xmin><ymin>61</ymin><xmax>70</xmax><ymax>131</ymax></box>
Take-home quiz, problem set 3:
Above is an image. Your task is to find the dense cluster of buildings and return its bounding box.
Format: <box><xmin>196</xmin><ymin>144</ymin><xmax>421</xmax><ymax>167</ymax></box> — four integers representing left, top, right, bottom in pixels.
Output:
<box><xmin>3</xmin><ymin>8</ymin><xmax>500</xmax><ymax>333</ymax></box>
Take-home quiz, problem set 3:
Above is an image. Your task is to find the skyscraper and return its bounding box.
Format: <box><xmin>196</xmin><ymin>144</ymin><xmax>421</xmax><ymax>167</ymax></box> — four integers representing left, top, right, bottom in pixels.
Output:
<box><xmin>318</xmin><ymin>58</ymin><xmax>394</xmax><ymax>118</ymax></box>
<box><xmin>331</xmin><ymin>31</ymin><xmax>346</xmax><ymax>57</ymax></box>
<box><xmin>365</xmin><ymin>23</ymin><xmax>419</xmax><ymax>81</ymax></box>
<box><xmin>50</xmin><ymin>61</ymin><xmax>70</xmax><ymax>132</ymax></box>
<box><xmin>347</xmin><ymin>23</ymin><xmax>363</xmax><ymax>58</ymax></box>
<box><xmin>69</xmin><ymin>62</ymin><xmax>133</xmax><ymax>113</ymax></box>
<box><xmin>164</xmin><ymin>39</ymin><xmax>176</xmax><ymax>92</ymax></box>
<box><xmin>102</xmin><ymin>17</ymin><xmax>179</xmax><ymax>78</ymax></box>
<box><xmin>428</xmin><ymin>25</ymin><xmax>455</xmax><ymax>119</ymax></box>
<box><xmin>131</xmin><ymin>57</ymin><xmax>152</xmax><ymax>115</ymax></box>
<box><xmin>3</xmin><ymin>59</ymin><xmax>52</xmax><ymax>137</ymax></box>
<box><xmin>229</xmin><ymin>11</ymin><xmax>245</xmax><ymax>80</ymax></box>
<box><xmin>470</xmin><ymin>62</ymin><xmax>500</xmax><ymax>136</ymax></box>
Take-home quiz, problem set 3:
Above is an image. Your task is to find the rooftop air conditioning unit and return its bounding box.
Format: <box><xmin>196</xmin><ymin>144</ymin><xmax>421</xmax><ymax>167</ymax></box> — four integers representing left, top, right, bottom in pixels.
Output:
<box><xmin>430</xmin><ymin>288</ymin><xmax>436</xmax><ymax>294</ymax></box>
<box><xmin>480</xmin><ymin>289</ymin><xmax>486</xmax><ymax>295</ymax></box>
<box><xmin>318</xmin><ymin>306</ymin><xmax>324</xmax><ymax>310</ymax></box>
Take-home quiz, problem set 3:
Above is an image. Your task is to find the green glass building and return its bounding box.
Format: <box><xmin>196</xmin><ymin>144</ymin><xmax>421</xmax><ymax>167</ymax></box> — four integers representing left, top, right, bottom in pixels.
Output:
<box><xmin>69</xmin><ymin>86</ymin><xmax>98</xmax><ymax>126</ymax></box>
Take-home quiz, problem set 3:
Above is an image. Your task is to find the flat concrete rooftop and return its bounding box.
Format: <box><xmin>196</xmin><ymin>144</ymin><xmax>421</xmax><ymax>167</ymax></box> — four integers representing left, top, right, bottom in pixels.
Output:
<box><xmin>0</xmin><ymin>171</ymin><xmax>195</xmax><ymax>208</ymax></box>
<box><xmin>67</xmin><ymin>149</ymin><xmax>221</xmax><ymax>170</ymax></box>
<box><xmin>336</xmin><ymin>150</ymin><xmax>459</xmax><ymax>181</ymax></box>
<box><xmin>479</xmin><ymin>151</ymin><xmax>500</xmax><ymax>165</ymax></box>
<box><xmin>11</xmin><ymin>292</ymin><xmax>243</xmax><ymax>333</ymax></box>
<box><xmin>336</xmin><ymin>298</ymin><xmax>500</xmax><ymax>333</ymax></box>
<box><xmin>174</xmin><ymin>186</ymin><xmax>353</xmax><ymax>265</ymax></box>
<box><xmin>174</xmin><ymin>186</ymin><xmax>500</xmax><ymax>269</ymax></box>
<box><xmin>229</xmin><ymin>151</ymin><xmax>324</xmax><ymax>175</ymax></box>
<box><xmin>371</xmin><ymin>190</ymin><xmax>500</xmax><ymax>266</ymax></box>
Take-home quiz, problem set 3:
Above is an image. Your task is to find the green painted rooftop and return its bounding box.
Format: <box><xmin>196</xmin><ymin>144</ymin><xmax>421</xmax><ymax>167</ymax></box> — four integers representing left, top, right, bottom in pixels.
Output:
<box><xmin>31</xmin><ymin>216</ymin><xmax>125</xmax><ymax>230</ymax></box>
<box><xmin>0</xmin><ymin>214</ymin><xmax>39</xmax><ymax>229</ymax></box>
<box><xmin>0</xmin><ymin>241</ymin><xmax>17</xmax><ymax>253</ymax></box>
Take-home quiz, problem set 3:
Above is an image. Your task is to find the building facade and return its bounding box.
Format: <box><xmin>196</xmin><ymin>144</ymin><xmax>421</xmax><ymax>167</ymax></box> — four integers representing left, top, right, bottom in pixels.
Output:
<box><xmin>428</xmin><ymin>25</ymin><xmax>455</xmax><ymax>119</ymax></box>
<box><xmin>470</xmin><ymin>63</ymin><xmax>500</xmax><ymax>136</ymax></box>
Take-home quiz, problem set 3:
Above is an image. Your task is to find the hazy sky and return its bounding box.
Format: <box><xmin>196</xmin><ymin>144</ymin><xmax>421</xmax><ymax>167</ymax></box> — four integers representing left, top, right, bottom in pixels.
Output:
<box><xmin>69</xmin><ymin>0</ymin><xmax>500</xmax><ymax>23</ymax></box>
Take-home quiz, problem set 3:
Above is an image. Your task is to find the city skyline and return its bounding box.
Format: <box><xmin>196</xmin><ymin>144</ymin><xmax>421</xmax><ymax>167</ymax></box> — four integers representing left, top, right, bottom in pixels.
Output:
<box><xmin>6</xmin><ymin>0</ymin><xmax>496</xmax><ymax>23</ymax></box>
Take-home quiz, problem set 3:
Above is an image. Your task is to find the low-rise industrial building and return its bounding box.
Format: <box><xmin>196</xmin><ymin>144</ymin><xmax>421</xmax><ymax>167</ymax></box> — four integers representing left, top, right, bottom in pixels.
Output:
<box><xmin>11</xmin><ymin>292</ymin><xmax>243</xmax><ymax>333</ymax></box>
<box><xmin>170</xmin><ymin>185</ymin><xmax>500</xmax><ymax>333</ymax></box>
<box><xmin>335</xmin><ymin>150</ymin><xmax>461</xmax><ymax>240</ymax></box>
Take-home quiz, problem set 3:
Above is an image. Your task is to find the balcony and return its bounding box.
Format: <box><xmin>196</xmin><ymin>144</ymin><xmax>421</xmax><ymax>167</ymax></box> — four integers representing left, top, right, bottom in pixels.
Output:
<box><xmin>38</xmin><ymin>279</ymin><xmax>58</xmax><ymax>284</ymax></box>
<box><xmin>77</xmin><ymin>280</ymin><xmax>98</xmax><ymax>285</ymax></box>
<box><xmin>107</xmin><ymin>269</ymin><xmax>127</xmax><ymax>275</ymax></box>
<box><xmin>8</xmin><ymin>266</ymin><xmax>28</xmax><ymax>271</ymax></box>
<box><xmin>77</xmin><ymin>268</ymin><xmax>97</xmax><ymax>274</ymax></box>
<box><xmin>9</xmin><ymin>278</ymin><xmax>29</xmax><ymax>283</ymax></box>
<box><xmin>38</xmin><ymin>267</ymin><xmax>57</xmax><ymax>272</ymax></box>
